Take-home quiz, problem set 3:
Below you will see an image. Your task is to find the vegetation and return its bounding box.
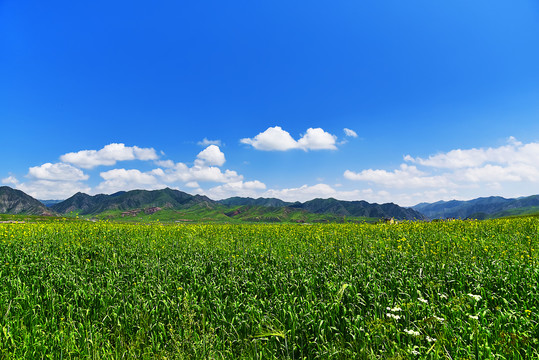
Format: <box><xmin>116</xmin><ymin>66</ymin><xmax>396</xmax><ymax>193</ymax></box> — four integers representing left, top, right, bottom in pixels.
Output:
<box><xmin>0</xmin><ymin>218</ymin><xmax>538</xmax><ymax>359</ymax></box>
<box><xmin>89</xmin><ymin>205</ymin><xmax>377</xmax><ymax>224</ymax></box>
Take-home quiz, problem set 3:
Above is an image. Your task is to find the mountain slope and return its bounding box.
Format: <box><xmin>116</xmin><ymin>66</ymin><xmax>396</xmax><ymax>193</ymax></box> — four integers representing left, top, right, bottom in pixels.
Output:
<box><xmin>290</xmin><ymin>198</ymin><xmax>426</xmax><ymax>220</ymax></box>
<box><xmin>52</xmin><ymin>188</ymin><xmax>217</xmax><ymax>215</ymax></box>
<box><xmin>218</xmin><ymin>197</ymin><xmax>293</xmax><ymax>208</ymax></box>
<box><xmin>218</xmin><ymin>196</ymin><xmax>425</xmax><ymax>220</ymax></box>
<box><xmin>0</xmin><ymin>186</ymin><xmax>55</xmax><ymax>215</ymax></box>
<box><xmin>412</xmin><ymin>195</ymin><xmax>539</xmax><ymax>219</ymax></box>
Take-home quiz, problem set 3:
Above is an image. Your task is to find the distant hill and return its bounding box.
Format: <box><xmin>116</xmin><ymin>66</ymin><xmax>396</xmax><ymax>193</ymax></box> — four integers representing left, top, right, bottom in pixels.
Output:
<box><xmin>218</xmin><ymin>197</ymin><xmax>293</xmax><ymax>208</ymax></box>
<box><xmin>0</xmin><ymin>186</ymin><xmax>55</xmax><ymax>215</ymax></box>
<box><xmin>47</xmin><ymin>189</ymin><xmax>424</xmax><ymax>221</ymax></box>
<box><xmin>412</xmin><ymin>195</ymin><xmax>539</xmax><ymax>219</ymax></box>
<box><xmin>39</xmin><ymin>199</ymin><xmax>63</xmax><ymax>207</ymax></box>
<box><xmin>218</xmin><ymin>196</ymin><xmax>425</xmax><ymax>220</ymax></box>
<box><xmin>51</xmin><ymin>188</ymin><xmax>216</xmax><ymax>215</ymax></box>
<box><xmin>11</xmin><ymin>186</ymin><xmax>538</xmax><ymax>222</ymax></box>
<box><xmin>290</xmin><ymin>198</ymin><xmax>426</xmax><ymax>220</ymax></box>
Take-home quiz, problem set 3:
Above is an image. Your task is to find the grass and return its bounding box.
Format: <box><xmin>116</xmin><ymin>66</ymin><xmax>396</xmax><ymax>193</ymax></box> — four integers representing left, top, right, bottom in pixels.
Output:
<box><xmin>0</xmin><ymin>218</ymin><xmax>538</xmax><ymax>358</ymax></box>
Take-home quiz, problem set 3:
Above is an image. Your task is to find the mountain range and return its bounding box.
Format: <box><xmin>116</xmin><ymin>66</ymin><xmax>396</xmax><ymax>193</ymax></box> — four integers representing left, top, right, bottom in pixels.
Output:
<box><xmin>0</xmin><ymin>186</ymin><xmax>54</xmax><ymax>216</ymax></box>
<box><xmin>1</xmin><ymin>186</ymin><xmax>537</xmax><ymax>222</ymax></box>
<box><xmin>0</xmin><ymin>186</ymin><xmax>424</xmax><ymax>222</ymax></box>
<box><xmin>412</xmin><ymin>195</ymin><xmax>539</xmax><ymax>219</ymax></box>
<box><xmin>50</xmin><ymin>188</ymin><xmax>215</xmax><ymax>215</ymax></box>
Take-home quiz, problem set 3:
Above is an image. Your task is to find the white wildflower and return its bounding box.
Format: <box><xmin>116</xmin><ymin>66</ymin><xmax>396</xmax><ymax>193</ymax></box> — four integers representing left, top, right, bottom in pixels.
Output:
<box><xmin>386</xmin><ymin>306</ymin><xmax>402</xmax><ymax>312</ymax></box>
<box><xmin>426</xmin><ymin>336</ymin><xmax>436</xmax><ymax>342</ymax></box>
<box><xmin>411</xmin><ymin>349</ymin><xmax>420</xmax><ymax>355</ymax></box>
<box><xmin>468</xmin><ymin>293</ymin><xmax>482</xmax><ymax>301</ymax></box>
<box><xmin>386</xmin><ymin>313</ymin><xmax>401</xmax><ymax>320</ymax></box>
<box><xmin>468</xmin><ymin>314</ymin><xmax>479</xmax><ymax>320</ymax></box>
<box><xmin>404</xmin><ymin>329</ymin><xmax>420</xmax><ymax>336</ymax></box>
<box><xmin>433</xmin><ymin>315</ymin><xmax>445</xmax><ymax>322</ymax></box>
<box><xmin>418</xmin><ymin>297</ymin><xmax>428</xmax><ymax>304</ymax></box>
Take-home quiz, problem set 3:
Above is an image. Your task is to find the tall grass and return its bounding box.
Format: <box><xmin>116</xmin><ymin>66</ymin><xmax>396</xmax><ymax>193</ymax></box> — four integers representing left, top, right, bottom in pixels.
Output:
<box><xmin>0</xmin><ymin>218</ymin><xmax>537</xmax><ymax>358</ymax></box>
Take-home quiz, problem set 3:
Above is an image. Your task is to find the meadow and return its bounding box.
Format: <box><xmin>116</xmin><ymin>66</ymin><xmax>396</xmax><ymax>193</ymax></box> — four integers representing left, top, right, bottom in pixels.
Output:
<box><xmin>0</xmin><ymin>218</ymin><xmax>537</xmax><ymax>359</ymax></box>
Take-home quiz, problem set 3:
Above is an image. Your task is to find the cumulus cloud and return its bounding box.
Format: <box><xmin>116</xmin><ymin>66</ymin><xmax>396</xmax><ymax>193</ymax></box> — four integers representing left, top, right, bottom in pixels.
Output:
<box><xmin>405</xmin><ymin>137</ymin><xmax>539</xmax><ymax>169</ymax></box>
<box><xmin>197</xmin><ymin>138</ymin><xmax>222</xmax><ymax>147</ymax></box>
<box><xmin>1</xmin><ymin>176</ymin><xmax>19</xmax><ymax>185</ymax></box>
<box><xmin>205</xmin><ymin>180</ymin><xmax>267</xmax><ymax>199</ymax></box>
<box><xmin>344</xmin><ymin>164</ymin><xmax>455</xmax><ymax>188</ymax></box>
<box><xmin>240</xmin><ymin>126</ymin><xmax>337</xmax><ymax>151</ymax></box>
<box><xmin>3</xmin><ymin>164</ymin><xmax>90</xmax><ymax>199</ymax></box>
<box><xmin>345</xmin><ymin>137</ymin><xmax>539</xmax><ymax>205</ymax></box>
<box><xmin>262</xmin><ymin>183</ymin><xmax>365</xmax><ymax>202</ymax></box>
<box><xmin>402</xmin><ymin>137</ymin><xmax>539</xmax><ymax>184</ymax></box>
<box><xmin>154</xmin><ymin>159</ymin><xmax>175</xmax><ymax>168</ymax></box>
<box><xmin>8</xmin><ymin>142</ymin><xmax>268</xmax><ymax>199</ymax></box>
<box><xmin>27</xmin><ymin>163</ymin><xmax>89</xmax><ymax>181</ymax></box>
<box><xmin>195</xmin><ymin>145</ymin><xmax>226</xmax><ymax>167</ymax></box>
<box><xmin>344</xmin><ymin>128</ymin><xmax>358</xmax><ymax>138</ymax></box>
<box><xmin>95</xmin><ymin>168</ymin><xmax>166</xmax><ymax>194</ymax></box>
<box><xmin>297</xmin><ymin>128</ymin><xmax>338</xmax><ymax>150</ymax></box>
<box><xmin>157</xmin><ymin>162</ymin><xmax>243</xmax><ymax>184</ymax></box>
<box><xmin>61</xmin><ymin>143</ymin><xmax>158</xmax><ymax>169</ymax></box>
<box><xmin>240</xmin><ymin>126</ymin><xmax>298</xmax><ymax>151</ymax></box>
<box><xmin>17</xmin><ymin>180</ymin><xmax>91</xmax><ymax>200</ymax></box>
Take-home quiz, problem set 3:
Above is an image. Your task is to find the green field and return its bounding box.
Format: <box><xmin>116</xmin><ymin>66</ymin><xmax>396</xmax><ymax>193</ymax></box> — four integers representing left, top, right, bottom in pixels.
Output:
<box><xmin>0</xmin><ymin>218</ymin><xmax>538</xmax><ymax>359</ymax></box>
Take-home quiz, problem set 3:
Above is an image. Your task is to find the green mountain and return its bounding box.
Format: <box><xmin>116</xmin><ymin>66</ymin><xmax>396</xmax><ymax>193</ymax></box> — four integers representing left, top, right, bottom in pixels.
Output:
<box><xmin>289</xmin><ymin>198</ymin><xmax>426</xmax><ymax>220</ymax></box>
<box><xmin>51</xmin><ymin>188</ymin><xmax>216</xmax><ymax>215</ymax></box>
<box><xmin>412</xmin><ymin>195</ymin><xmax>539</xmax><ymax>219</ymax></box>
<box><xmin>218</xmin><ymin>196</ymin><xmax>426</xmax><ymax>220</ymax></box>
<box><xmin>218</xmin><ymin>197</ymin><xmax>293</xmax><ymax>208</ymax></box>
<box><xmin>0</xmin><ymin>186</ymin><xmax>55</xmax><ymax>215</ymax></box>
<box><xmin>47</xmin><ymin>188</ymin><xmax>424</xmax><ymax>222</ymax></box>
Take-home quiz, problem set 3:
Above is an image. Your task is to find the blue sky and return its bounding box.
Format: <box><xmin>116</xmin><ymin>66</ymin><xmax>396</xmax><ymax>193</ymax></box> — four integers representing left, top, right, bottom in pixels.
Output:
<box><xmin>1</xmin><ymin>1</ymin><xmax>539</xmax><ymax>205</ymax></box>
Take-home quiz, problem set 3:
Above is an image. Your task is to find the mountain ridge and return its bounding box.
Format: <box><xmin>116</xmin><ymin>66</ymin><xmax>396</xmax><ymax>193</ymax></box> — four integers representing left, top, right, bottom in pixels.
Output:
<box><xmin>3</xmin><ymin>186</ymin><xmax>537</xmax><ymax>222</ymax></box>
<box><xmin>412</xmin><ymin>195</ymin><xmax>539</xmax><ymax>219</ymax></box>
<box><xmin>51</xmin><ymin>188</ymin><xmax>216</xmax><ymax>215</ymax></box>
<box><xmin>1</xmin><ymin>186</ymin><xmax>424</xmax><ymax>222</ymax></box>
<box><xmin>0</xmin><ymin>186</ymin><xmax>55</xmax><ymax>216</ymax></box>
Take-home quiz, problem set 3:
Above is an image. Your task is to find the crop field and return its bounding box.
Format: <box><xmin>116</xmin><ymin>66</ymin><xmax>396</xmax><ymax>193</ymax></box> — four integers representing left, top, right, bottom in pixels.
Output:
<box><xmin>0</xmin><ymin>218</ymin><xmax>538</xmax><ymax>359</ymax></box>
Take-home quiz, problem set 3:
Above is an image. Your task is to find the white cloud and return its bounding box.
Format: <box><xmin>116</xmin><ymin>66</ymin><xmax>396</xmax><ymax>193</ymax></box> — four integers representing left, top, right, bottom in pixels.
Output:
<box><xmin>156</xmin><ymin>162</ymin><xmax>243</xmax><ymax>184</ymax></box>
<box><xmin>456</xmin><ymin>163</ymin><xmax>539</xmax><ymax>183</ymax></box>
<box><xmin>262</xmin><ymin>183</ymin><xmax>364</xmax><ymax>202</ymax></box>
<box><xmin>60</xmin><ymin>143</ymin><xmax>158</xmax><ymax>169</ymax></box>
<box><xmin>8</xmin><ymin>143</ymin><xmax>265</xmax><ymax>200</ymax></box>
<box><xmin>189</xmin><ymin>167</ymin><xmax>242</xmax><ymax>183</ymax></box>
<box><xmin>155</xmin><ymin>159</ymin><xmax>175</xmax><ymax>168</ymax></box>
<box><xmin>400</xmin><ymin>138</ymin><xmax>539</xmax><ymax>185</ymax></box>
<box><xmin>241</xmin><ymin>126</ymin><xmax>338</xmax><ymax>151</ymax></box>
<box><xmin>27</xmin><ymin>163</ymin><xmax>89</xmax><ymax>181</ymax></box>
<box><xmin>405</xmin><ymin>137</ymin><xmax>539</xmax><ymax>169</ymax></box>
<box><xmin>205</xmin><ymin>180</ymin><xmax>267</xmax><ymax>199</ymax></box>
<box><xmin>297</xmin><ymin>128</ymin><xmax>337</xmax><ymax>150</ymax></box>
<box><xmin>344</xmin><ymin>128</ymin><xmax>358</xmax><ymax>138</ymax></box>
<box><xmin>345</xmin><ymin>137</ymin><xmax>539</xmax><ymax>205</ymax></box>
<box><xmin>5</xmin><ymin>163</ymin><xmax>90</xmax><ymax>199</ymax></box>
<box><xmin>195</xmin><ymin>145</ymin><xmax>226</xmax><ymax>166</ymax></box>
<box><xmin>185</xmin><ymin>181</ymin><xmax>200</xmax><ymax>188</ymax></box>
<box><xmin>240</xmin><ymin>126</ymin><xmax>298</xmax><ymax>151</ymax></box>
<box><xmin>344</xmin><ymin>164</ymin><xmax>455</xmax><ymax>188</ymax></box>
<box><xmin>2</xmin><ymin>176</ymin><xmax>19</xmax><ymax>185</ymax></box>
<box><xmin>197</xmin><ymin>138</ymin><xmax>222</xmax><ymax>147</ymax></box>
<box><xmin>95</xmin><ymin>168</ymin><xmax>166</xmax><ymax>194</ymax></box>
<box><xmin>17</xmin><ymin>180</ymin><xmax>91</xmax><ymax>200</ymax></box>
